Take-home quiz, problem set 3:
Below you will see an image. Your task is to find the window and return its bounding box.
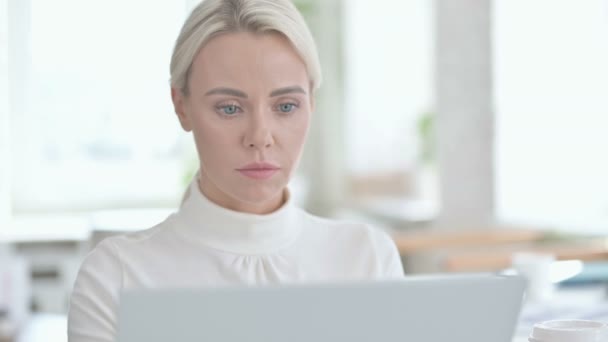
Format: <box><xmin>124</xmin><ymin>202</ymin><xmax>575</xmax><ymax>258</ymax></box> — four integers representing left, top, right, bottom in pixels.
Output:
<box><xmin>494</xmin><ymin>0</ymin><xmax>608</xmax><ymax>232</ymax></box>
<box><xmin>8</xmin><ymin>0</ymin><xmax>196</xmax><ymax>213</ymax></box>
<box><xmin>343</xmin><ymin>0</ymin><xmax>434</xmax><ymax>198</ymax></box>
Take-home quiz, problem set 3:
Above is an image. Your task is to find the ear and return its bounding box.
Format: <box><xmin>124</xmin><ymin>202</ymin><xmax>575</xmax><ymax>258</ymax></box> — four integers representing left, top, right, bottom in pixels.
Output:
<box><xmin>171</xmin><ymin>87</ymin><xmax>193</xmax><ymax>132</ymax></box>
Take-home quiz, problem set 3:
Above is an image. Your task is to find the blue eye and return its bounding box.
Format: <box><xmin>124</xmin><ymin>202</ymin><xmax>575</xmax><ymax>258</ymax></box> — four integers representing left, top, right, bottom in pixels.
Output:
<box><xmin>219</xmin><ymin>104</ymin><xmax>240</xmax><ymax>115</ymax></box>
<box><xmin>278</xmin><ymin>103</ymin><xmax>297</xmax><ymax>113</ymax></box>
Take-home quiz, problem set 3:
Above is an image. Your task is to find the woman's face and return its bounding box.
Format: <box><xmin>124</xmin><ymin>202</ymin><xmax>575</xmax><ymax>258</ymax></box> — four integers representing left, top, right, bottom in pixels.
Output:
<box><xmin>172</xmin><ymin>32</ymin><xmax>313</xmax><ymax>214</ymax></box>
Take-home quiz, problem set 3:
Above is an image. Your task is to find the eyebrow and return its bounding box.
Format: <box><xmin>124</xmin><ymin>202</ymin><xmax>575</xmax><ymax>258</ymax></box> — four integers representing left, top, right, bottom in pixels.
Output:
<box><xmin>204</xmin><ymin>85</ymin><xmax>307</xmax><ymax>98</ymax></box>
<box><xmin>269</xmin><ymin>86</ymin><xmax>307</xmax><ymax>97</ymax></box>
<box><xmin>205</xmin><ymin>87</ymin><xmax>248</xmax><ymax>98</ymax></box>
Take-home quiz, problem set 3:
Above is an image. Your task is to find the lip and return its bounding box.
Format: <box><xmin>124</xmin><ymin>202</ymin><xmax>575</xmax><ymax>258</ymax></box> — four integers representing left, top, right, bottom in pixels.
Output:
<box><xmin>237</xmin><ymin>162</ymin><xmax>280</xmax><ymax>170</ymax></box>
<box><xmin>236</xmin><ymin>162</ymin><xmax>281</xmax><ymax>180</ymax></box>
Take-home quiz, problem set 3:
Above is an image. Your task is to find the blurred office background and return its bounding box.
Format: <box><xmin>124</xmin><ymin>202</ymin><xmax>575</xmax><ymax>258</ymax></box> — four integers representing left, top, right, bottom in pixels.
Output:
<box><xmin>1</xmin><ymin>0</ymin><xmax>608</xmax><ymax>340</ymax></box>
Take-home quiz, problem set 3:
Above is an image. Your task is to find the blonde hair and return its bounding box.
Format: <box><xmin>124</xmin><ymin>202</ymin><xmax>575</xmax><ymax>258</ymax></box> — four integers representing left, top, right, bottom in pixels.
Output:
<box><xmin>170</xmin><ymin>0</ymin><xmax>322</xmax><ymax>96</ymax></box>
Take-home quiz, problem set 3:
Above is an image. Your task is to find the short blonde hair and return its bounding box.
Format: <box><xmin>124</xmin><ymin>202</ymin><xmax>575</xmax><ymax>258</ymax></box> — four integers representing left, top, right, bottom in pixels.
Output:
<box><xmin>170</xmin><ymin>0</ymin><xmax>322</xmax><ymax>96</ymax></box>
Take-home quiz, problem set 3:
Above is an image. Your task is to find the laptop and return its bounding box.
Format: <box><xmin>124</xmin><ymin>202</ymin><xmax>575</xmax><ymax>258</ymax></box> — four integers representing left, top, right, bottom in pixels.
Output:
<box><xmin>116</xmin><ymin>273</ymin><xmax>526</xmax><ymax>342</ymax></box>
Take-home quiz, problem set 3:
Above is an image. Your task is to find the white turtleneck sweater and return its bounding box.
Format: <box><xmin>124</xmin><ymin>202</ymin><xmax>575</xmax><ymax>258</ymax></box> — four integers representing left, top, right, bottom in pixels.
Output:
<box><xmin>67</xmin><ymin>179</ymin><xmax>404</xmax><ymax>342</ymax></box>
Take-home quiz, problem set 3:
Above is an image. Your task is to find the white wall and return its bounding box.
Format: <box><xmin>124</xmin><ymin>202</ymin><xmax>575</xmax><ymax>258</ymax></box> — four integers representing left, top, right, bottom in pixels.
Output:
<box><xmin>435</xmin><ymin>0</ymin><xmax>495</xmax><ymax>229</ymax></box>
<box><xmin>299</xmin><ymin>0</ymin><xmax>348</xmax><ymax>216</ymax></box>
<box><xmin>0</xmin><ymin>0</ymin><xmax>11</xmax><ymax>224</ymax></box>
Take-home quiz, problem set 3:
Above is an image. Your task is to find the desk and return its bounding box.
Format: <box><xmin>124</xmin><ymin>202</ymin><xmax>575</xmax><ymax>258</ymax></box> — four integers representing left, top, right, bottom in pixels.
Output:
<box><xmin>391</xmin><ymin>228</ymin><xmax>608</xmax><ymax>273</ymax></box>
<box><xmin>512</xmin><ymin>284</ymin><xmax>608</xmax><ymax>341</ymax></box>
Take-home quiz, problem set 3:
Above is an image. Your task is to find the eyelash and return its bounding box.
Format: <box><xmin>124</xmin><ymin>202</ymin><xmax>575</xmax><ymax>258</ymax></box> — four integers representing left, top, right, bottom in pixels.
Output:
<box><xmin>214</xmin><ymin>101</ymin><xmax>300</xmax><ymax>117</ymax></box>
<box><xmin>276</xmin><ymin>102</ymin><xmax>299</xmax><ymax>114</ymax></box>
<box><xmin>215</xmin><ymin>103</ymin><xmax>243</xmax><ymax>117</ymax></box>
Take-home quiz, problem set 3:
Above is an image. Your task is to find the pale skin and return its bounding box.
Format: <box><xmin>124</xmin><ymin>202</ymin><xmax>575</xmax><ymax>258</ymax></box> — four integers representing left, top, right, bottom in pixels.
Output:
<box><xmin>171</xmin><ymin>31</ymin><xmax>314</xmax><ymax>215</ymax></box>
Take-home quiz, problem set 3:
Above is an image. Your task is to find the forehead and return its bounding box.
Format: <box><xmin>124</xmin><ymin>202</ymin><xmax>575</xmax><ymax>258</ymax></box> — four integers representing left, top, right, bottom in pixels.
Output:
<box><xmin>189</xmin><ymin>31</ymin><xmax>309</xmax><ymax>89</ymax></box>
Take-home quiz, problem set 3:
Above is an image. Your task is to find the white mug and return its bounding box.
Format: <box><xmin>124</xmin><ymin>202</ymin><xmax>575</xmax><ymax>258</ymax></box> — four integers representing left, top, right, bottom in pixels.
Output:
<box><xmin>511</xmin><ymin>252</ymin><xmax>555</xmax><ymax>302</ymax></box>
<box><xmin>529</xmin><ymin>319</ymin><xmax>608</xmax><ymax>342</ymax></box>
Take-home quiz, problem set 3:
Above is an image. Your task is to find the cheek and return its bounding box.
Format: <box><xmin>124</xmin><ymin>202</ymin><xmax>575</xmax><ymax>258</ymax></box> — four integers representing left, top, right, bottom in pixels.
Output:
<box><xmin>191</xmin><ymin>114</ymin><xmax>237</xmax><ymax>164</ymax></box>
<box><xmin>283</xmin><ymin>114</ymin><xmax>310</xmax><ymax>152</ymax></box>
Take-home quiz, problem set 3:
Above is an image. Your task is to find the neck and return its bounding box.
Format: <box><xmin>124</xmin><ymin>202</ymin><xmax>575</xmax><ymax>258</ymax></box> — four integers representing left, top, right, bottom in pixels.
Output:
<box><xmin>197</xmin><ymin>176</ymin><xmax>285</xmax><ymax>215</ymax></box>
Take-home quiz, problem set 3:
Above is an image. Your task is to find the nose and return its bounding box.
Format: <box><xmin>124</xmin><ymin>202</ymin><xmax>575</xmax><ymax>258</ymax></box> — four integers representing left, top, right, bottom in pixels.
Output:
<box><xmin>243</xmin><ymin>113</ymin><xmax>274</xmax><ymax>150</ymax></box>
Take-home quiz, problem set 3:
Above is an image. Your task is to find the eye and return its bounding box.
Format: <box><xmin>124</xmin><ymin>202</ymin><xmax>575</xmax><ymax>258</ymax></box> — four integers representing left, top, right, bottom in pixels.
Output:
<box><xmin>217</xmin><ymin>104</ymin><xmax>241</xmax><ymax>116</ymax></box>
<box><xmin>278</xmin><ymin>102</ymin><xmax>298</xmax><ymax>113</ymax></box>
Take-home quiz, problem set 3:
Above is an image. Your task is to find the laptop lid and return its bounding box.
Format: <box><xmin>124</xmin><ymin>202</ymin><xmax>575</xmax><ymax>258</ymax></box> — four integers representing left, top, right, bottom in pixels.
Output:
<box><xmin>117</xmin><ymin>273</ymin><xmax>526</xmax><ymax>342</ymax></box>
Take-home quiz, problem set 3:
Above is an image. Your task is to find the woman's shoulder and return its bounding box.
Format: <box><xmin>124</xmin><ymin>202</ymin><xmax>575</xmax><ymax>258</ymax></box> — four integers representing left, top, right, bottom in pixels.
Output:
<box><xmin>68</xmin><ymin>215</ymin><xmax>179</xmax><ymax>338</ymax></box>
<box><xmin>72</xmin><ymin>214</ymin><xmax>178</xmax><ymax>288</ymax></box>
<box><xmin>296</xmin><ymin>209</ymin><xmax>396</xmax><ymax>249</ymax></box>
<box><xmin>296</xmin><ymin>209</ymin><xmax>404</xmax><ymax>278</ymax></box>
<box><xmin>90</xmin><ymin>213</ymin><xmax>178</xmax><ymax>254</ymax></box>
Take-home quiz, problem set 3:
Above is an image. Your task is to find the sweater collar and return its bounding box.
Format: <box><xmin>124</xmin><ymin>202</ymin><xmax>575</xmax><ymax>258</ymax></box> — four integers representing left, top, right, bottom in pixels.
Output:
<box><xmin>173</xmin><ymin>174</ymin><xmax>300</xmax><ymax>255</ymax></box>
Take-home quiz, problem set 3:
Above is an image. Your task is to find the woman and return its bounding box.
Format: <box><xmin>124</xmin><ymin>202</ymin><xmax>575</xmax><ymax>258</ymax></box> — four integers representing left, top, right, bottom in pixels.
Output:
<box><xmin>67</xmin><ymin>0</ymin><xmax>404</xmax><ymax>340</ymax></box>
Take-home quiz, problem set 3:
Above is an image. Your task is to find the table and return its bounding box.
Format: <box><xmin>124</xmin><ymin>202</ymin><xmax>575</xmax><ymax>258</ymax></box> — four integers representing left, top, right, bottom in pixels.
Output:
<box><xmin>512</xmin><ymin>284</ymin><xmax>608</xmax><ymax>341</ymax></box>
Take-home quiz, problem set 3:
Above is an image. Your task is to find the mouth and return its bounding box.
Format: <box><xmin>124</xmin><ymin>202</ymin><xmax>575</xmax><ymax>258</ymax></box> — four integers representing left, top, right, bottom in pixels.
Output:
<box><xmin>236</xmin><ymin>162</ymin><xmax>281</xmax><ymax>180</ymax></box>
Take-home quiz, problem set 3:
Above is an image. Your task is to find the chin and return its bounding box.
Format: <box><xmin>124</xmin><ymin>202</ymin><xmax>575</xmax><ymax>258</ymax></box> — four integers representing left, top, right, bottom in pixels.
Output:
<box><xmin>231</xmin><ymin>182</ymin><xmax>285</xmax><ymax>204</ymax></box>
